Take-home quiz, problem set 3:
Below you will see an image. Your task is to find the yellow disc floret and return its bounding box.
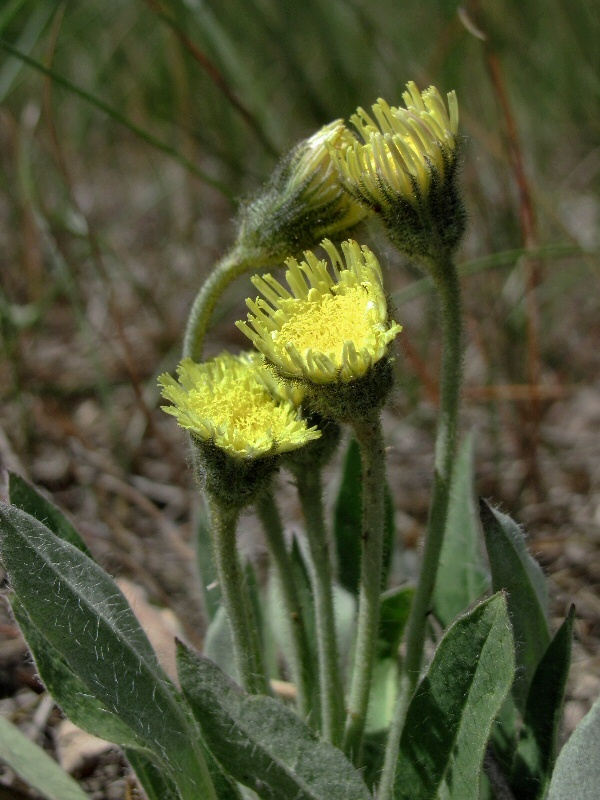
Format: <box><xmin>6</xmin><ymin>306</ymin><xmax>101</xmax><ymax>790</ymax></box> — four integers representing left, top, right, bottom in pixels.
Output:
<box><xmin>237</xmin><ymin>239</ymin><xmax>402</xmax><ymax>384</ymax></box>
<box><xmin>159</xmin><ymin>353</ymin><xmax>320</xmax><ymax>459</ymax></box>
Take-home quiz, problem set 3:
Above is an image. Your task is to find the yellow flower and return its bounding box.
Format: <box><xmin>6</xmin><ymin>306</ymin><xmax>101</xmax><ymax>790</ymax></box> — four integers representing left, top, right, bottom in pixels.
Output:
<box><xmin>237</xmin><ymin>239</ymin><xmax>402</xmax><ymax>385</ymax></box>
<box><xmin>331</xmin><ymin>83</ymin><xmax>458</xmax><ymax>207</ymax></box>
<box><xmin>159</xmin><ymin>353</ymin><xmax>320</xmax><ymax>459</ymax></box>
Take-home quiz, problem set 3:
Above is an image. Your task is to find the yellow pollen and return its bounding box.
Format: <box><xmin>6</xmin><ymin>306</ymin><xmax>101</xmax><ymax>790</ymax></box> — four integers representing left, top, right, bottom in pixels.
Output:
<box><xmin>276</xmin><ymin>284</ymin><xmax>373</xmax><ymax>361</ymax></box>
<box><xmin>187</xmin><ymin>381</ymin><xmax>294</xmax><ymax>442</ymax></box>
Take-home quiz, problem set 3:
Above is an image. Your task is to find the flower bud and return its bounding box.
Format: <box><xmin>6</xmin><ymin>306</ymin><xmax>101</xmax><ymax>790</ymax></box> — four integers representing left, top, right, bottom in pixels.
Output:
<box><xmin>237</xmin><ymin>121</ymin><xmax>368</xmax><ymax>260</ymax></box>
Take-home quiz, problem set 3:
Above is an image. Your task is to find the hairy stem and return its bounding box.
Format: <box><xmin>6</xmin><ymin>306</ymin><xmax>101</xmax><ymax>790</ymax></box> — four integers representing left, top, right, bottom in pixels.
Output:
<box><xmin>379</xmin><ymin>258</ymin><xmax>462</xmax><ymax>800</ymax></box>
<box><xmin>255</xmin><ymin>489</ymin><xmax>317</xmax><ymax>722</ymax></box>
<box><xmin>295</xmin><ymin>467</ymin><xmax>344</xmax><ymax>746</ymax></box>
<box><xmin>207</xmin><ymin>495</ymin><xmax>269</xmax><ymax>695</ymax></box>
<box><xmin>183</xmin><ymin>245</ymin><xmax>267</xmax><ymax>361</ymax></box>
<box><xmin>343</xmin><ymin>412</ymin><xmax>387</xmax><ymax>763</ymax></box>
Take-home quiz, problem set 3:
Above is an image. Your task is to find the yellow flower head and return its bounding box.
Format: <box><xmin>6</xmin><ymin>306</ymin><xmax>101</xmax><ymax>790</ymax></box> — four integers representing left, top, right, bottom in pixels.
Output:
<box><xmin>236</xmin><ymin>239</ymin><xmax>402</xmax><ymax>385</ymax></box>
<box><xmin>159</xmin><ymin>353</ymin><xmax>320</xmax><ymax>459</ymax></box>
<box><xmin>331</xmin><ymin>82</ymin><xmax>459</xmax><ymax>207</ymax></box>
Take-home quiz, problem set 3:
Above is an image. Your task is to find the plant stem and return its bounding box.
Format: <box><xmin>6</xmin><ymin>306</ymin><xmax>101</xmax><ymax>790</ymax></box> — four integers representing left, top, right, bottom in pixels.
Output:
<box><xmin>183</xmin><ymin>245</ymin><xmax>266</xmax><ymax>361</ymax></box>
<box><xmin>207</xmin><ymin>495</ymin><xmax>269</xmax><ymax>695</ymax></box>
<box><xmin>255</xmin><ymin>489</ymin><xmax>316</xmax><ymax>722</ymax></box>
<box><xmin>379</xmin><ymin>258</ymin><xmax>462</xmax><ymax>800</ymax></box>
<box><xmin>295</xmin><ymin>466</ymin><xmax>344</xmax><ymax>746</ymax></box>
<box><xmin>343</xmin><ymin>411</ymin><xmax>387</xmax><ymax>763</ymax></box>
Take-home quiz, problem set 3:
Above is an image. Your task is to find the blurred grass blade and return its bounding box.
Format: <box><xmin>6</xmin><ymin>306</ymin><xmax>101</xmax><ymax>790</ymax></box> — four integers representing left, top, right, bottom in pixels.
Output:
<box><xmin>0</xmin><ymin>37</ymin><xmax>233</xmax><ymax>200</ymax></box>
<box><xmin>393</xmin><ymin>593</ymin><xmax>514</xmax><ymax>800</ymax></box>
<box><xmin>392</xmin><ymin>244</ymin><xmax>589</xmax><ymax>307</ymax></box>
<box><xmin>433</xmin><ymin>434</ymin><xmax>489</xmax><ymax>627</ymax></box>
<box><xmin>0</xmin><ymin>0</ymin><xmax>57</xmax><ymax>102</ymax></box>
<box><xmin>0</xmin><ymin>715</ymin><xmax>89</xmax><ymax>800</ymax></box>
<box><xmin>0</xmin><ymin>0</ymin><xmax>28</xmax><ymax>34</ymax></box>
<box><xmin>479</xmin><ymin>498</ymin><xmax>550</xmax><ymax>709</ymax></box>
<box><xmin>511</xmin><ymin>606</ymin><xmax>575</xmax><ymax>799</ymax></box>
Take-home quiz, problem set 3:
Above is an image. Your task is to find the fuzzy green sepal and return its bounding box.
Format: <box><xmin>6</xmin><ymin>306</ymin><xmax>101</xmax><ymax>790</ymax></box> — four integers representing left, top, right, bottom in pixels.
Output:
<box><xmin>191</xmin><ymin>436</ymin><xmax>279</xmax><ymax>510</ymax></box>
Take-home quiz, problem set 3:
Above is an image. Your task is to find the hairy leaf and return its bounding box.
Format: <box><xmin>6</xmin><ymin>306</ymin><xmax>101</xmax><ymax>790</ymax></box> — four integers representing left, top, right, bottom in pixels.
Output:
<box><xmin>547</xmin><ymin>691</ymin><xmax>600</xmax><ymax>800</ymax></box>
<box><xmin>394</xmin><ymin>593</ymin><xmax>514</xmax><ymax>800</ymax></box>
<box><xmin>480</xmin><ymin>499</ymin><xmax>550</xmax><ymax>707</ymax></box>
<box><xmin>177</xmin><ymin>644</ymin><xmax>372</xmax><ymax>800</ymax></box>
<box><xmin>433</xmin><ymin>435</ymin><xmax>489</xmax><ymax>627</ymax></box>
<box><xmin>511</xmin><ymin>606</ymin><xmax>575</xmax><ymax>799</ymax></box>
<box><xmin>0</xmin><ymin>503</ymin><xmax>216</xmax><ymax>800</ymax></box>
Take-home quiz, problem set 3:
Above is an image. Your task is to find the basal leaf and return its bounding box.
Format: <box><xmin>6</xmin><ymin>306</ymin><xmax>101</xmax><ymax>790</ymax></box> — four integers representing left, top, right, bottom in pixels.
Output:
<box><xmin>511</xmin><ymin>606</ymin><xmax>575</xmax><ymax>799</ymax></box>
<box><xmin>433</xmin><ymin>435</ymin><xmax>489</xmax><ymax>627</ymax></box>
<box><xmin>479</xmin><ymin>499</ymin><xmax>550</xmax><ymax>708</ymax></box>
<box><xmin>547</xmin><ymin>691</ymin><xmax>600</xmax><ymax>800</ymax></box>
<box><xmin>0</xmin><ymin>716</ymin><xmax>89</xmax><ymax>800</ymax></box>
<box><xmin>177</xmin><ymin>644</ymin><xmax>372</xmax><ymax>800</ymax></box>
<box><xmin>10</xmin><ymin>596</ymin><xmax>148</xmax><ymax>752</ymax></box>
<box><xmin>394</xmin><ymin>593</ymin><xmax>514</xmax><ymax>800</ymax></box>
<box><xmin>0</xmin><ymin>503</ymin><xmax>216</xmax><ymax>800</ymax></box>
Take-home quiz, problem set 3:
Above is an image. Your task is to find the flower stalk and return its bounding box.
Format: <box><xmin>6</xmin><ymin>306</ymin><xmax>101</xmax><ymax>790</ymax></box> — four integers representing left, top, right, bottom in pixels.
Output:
<box><xmin>342</xmin><ymin>411</ymin><xmax>387</xmax><ymax>763</ymax></box>
<box><xmin>255</xmin><ymin>488</ymin><xmax>317</xmax><ymax>722</ymax></box>
<box><xmin>207</xmin><ymin>494</ymin><xmax>270</xmax><ymax>695</ymax></box>
<box><xmin>379</xmin><ymin>256</ymin><xmax>463</xmax><ymax>799</ymax></box>
<box><xmin>293</xmin><ymin>463</ymin><xmax>344</xmax><ymax>745</ymax></box>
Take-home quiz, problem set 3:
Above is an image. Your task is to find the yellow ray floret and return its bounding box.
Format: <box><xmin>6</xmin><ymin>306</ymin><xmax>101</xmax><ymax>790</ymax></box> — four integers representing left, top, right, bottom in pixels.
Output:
<box><xmin>330</xmin><ymin>82</ymin><xmax>458</xmax><ymax>205</ymax></box>
<box><xmin>237</xmin><ymin>239</ymin><xmax>402</xmax><ymax>384</ymax></box>
<box><xmin>159</xmin><ymin>352</ymin><xmax>320</xmax><ymax>459</ymax></box>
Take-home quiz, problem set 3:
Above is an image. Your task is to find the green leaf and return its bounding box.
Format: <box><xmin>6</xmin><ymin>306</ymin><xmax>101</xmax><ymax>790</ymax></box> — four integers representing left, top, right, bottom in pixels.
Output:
<box><xmin>203</xmin><ymin>604</ymin><xmax>238</xmax><ymax>682</ymax></box>
<box><xmin>0</xmin><ymin>715</ymin><xmax>89</xmax><ymax>800</ymax></box>
<box><xmin>9</xmin><ymin>472</ymin><xmax>92</xmax><ymax>558</ymax></box>
<box><xmin>547</xmin><ymin>691</ymin><xmax>600</xmax><ymax>800</ymax></box>
<box><xmin>394</xmin><ymin>593</ymin><xmax>515</xmax><ymax>800</ymax></box>
<box><xmin>479</xmin><ymin>499</ymin><xmax>550</xmax><ymax>707</ymax></box>
<box><xmin>0</xmin><ymin>503</ymin><xmax>216</xmax><ymax>800</ymax></box>
<box><xmin>334</xmin><ymin>438</ymin><xmax>394</xmax><ymax>596</ymax></box>
<box><xmin>511</xmin><ymin>606</ymin><xmax>575</xmax><ymax>799</ymax></box>
<box><xmin>124</xmin><ymin>749</ymin><xmax>179</xmax><ymax>800</ymax></box>
<box><xmin>433</xmin><ymin>435</ymin><xmax>489</xmax><ymax>627</ymax></box>
<box><xmin>334</xmin><ymin>438</ymin><xmax>363</xmax><ymax>595</ymax></box>
<box><xmin>366</xmin><ymin>657</ymin><xmax>399</xmax><ymax>734</ymax></box>
<box><xmin>378</xmin><ymin>586</ymin><xmax>414</xmax><ymax>659</ymax></box>
<box><xmin>10</xmin><ymin>596</ymin><xmax>148</xmax><ymax>752</ymax></box>
<box><xmin>177</xmin><ymin>644</ymin><xmax>372</xmax><ymax>800</ymax></box>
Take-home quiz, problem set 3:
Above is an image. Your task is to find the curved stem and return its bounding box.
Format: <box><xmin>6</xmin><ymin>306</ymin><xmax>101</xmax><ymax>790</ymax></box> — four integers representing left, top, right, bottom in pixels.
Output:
<box><xmin>295</xmin><ymin>467</ymin><xmax>344</xmax><ymax>746</ymax></box>
<box><xmin>379</xmin><ymin>259</ymin><xmax>462</xmax><ymax>800</ymax></box>
<box><xmin>255</xmin><ymin>489</ymin><xmax>317</xmax><ymax>722</ymax></box>
<box><xmin>183</xmin><ymin>245</ymin><xmax>265</xmax><ymax>361</ymax></box>
<box><xmin>207</xmin><ymin>495</ymin><xmax>269</xmax><ymax>695</ymax></box>
<box><xmin>343</xmin><ymin>412</ymin><xmax>387</xmax><ymax>763</ymax></box>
